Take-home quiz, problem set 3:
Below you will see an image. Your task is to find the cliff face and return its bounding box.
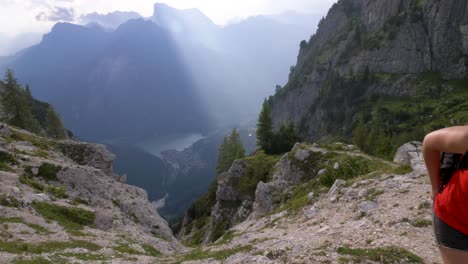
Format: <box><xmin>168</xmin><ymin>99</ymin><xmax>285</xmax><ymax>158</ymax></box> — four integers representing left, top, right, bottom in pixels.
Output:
<box><xmin>0</xmin><ymin>124</ymin><xmax>183</xmax><ymax>263</ymax></box>
<box><xmin>270</xmin><ymin>0</ymin><xmax>468</xmax><ymax>143</ymax></box>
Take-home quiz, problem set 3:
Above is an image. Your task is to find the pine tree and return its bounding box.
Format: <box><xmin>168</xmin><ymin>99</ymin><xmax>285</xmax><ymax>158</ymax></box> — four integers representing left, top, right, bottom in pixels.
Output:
<box><xmin>2</xmin><ymin>69</ymin><xmax>40</xmax><ymax>133</ymax></box>
<box><xmin>257</xmin><ymin>99</ymin><xmax>274</xmax><ymax>151</ymax></box>
<box><xmin>24</xmin><ymin>84</ymin><xmax>33</xmax><ymax>107</ymax></box>
<box><xmin>271</xmin><ymin>122</ymin><xmax>299</xmax><ymax>154</ymax></box>
<box><xmin>228</xmin><ymin>128</ymin><xmax>245</xmax><ymax>161</ymax></box>
<box><xmin>215</xmin><ymin>129</ymin><xmax>245</xmax><ymax>175</ymax></box>
<box><xmin>46</xmin><ymin>106</ymin><xmax>66</xmax><ymax>139</ymax></box>
<box><xmin>216</xmin><ymin>137</ymin><xmax>230</xmax><ymax>175</ymax></box>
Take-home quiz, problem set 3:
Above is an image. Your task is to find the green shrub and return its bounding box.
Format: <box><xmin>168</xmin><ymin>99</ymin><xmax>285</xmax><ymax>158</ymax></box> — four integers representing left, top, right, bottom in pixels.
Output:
<box><xmin>37</xmin><ymin>163</ymin><xmax>61</xmax><ymax>181</ymax></box>
<box><xmin>32</xmin><ymin>201</ymin><xmax>95</xmax><ymax>231</ymax></box>
<box><xmin>0</xmin><ymin>150</ymin><xmax>17</xmax><ymax>164</ymax></box>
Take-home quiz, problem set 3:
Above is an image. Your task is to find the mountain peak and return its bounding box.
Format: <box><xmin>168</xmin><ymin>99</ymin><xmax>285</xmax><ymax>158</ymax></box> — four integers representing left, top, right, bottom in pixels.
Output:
<box><xmin>152</xmin><ymin>3</ymin><xmax>215</xmax><ymax>27</ymax></box>
<box><xmin>80</xmin><ymin>11</ymin><xmax>142</xmax><ymax>30</ymax></box>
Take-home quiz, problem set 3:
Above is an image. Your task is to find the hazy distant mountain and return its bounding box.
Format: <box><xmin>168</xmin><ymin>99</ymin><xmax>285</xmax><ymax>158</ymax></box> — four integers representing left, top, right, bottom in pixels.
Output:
<box><xmin>79</xmin><ymin>11</ymin><xmax>142</xmax><ymax>30</ymax></box>
<box><xmin>1</xmin><ymin>3</ymin><xmax>321</xmax><ymax>219</ymax></box>
<box><xmin>5</xmin><ymin>20</ymin><xmax>213</xmax><ymax>141</ymax></box>
<box><xmin>0</xmin><ymin>32</ymin><xmax>42</xmax><ymax>56</ymax></box>
<box><xmin>3</xmin><ymin>4</ymin><xmax>320</xmax><ymax>141</ymax></box>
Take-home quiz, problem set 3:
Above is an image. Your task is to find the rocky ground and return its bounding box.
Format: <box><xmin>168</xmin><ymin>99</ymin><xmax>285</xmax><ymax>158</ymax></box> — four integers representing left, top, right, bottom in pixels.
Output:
<box><xmin>0</xmin><ymin>123</ymin><xmax>184</xmax><ymax>263</ymax></box>
<box><xmin>172</xmin><ymin>142</ymin><xmax>441</xmax><ymax>264</ymax></box>
<box><xmin>0</xmin><ymin>121</ymin><xmax>442</xmax><ymax>263</ymax></box>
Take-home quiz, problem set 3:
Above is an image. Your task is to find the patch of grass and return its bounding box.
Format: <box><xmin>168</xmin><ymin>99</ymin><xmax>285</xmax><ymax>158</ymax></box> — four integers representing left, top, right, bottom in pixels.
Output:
<box><xmin>210</xmin><ymin>220</ymin><xmax>229</xmax><ymax>243</ymax></box>
<box><xmin>391</xmin><ymin>164</ymin><xmax>413</xmax><ymax>175</ymax></box>
<box><xmin>32</xmin><ymin>149</ymin><xmax>49</xmax><ymax>158</ymax></box>
<box><xmin>70</xmin><ymin>198</ymin><xmax>88</xmax><ymax>206</ymax></box>
<box><xmin>57</xmin><ymin>253</ymin><xmax>109</xmax><ymax>261</ymax></box>
<box><xmin>20</xmin><ymin>176</ymin><xmax>67</xmax><ymax>199</ymax></box>
<box><xmin>19</xmin><ymin>175</ymin><xmax>45</xmax><ymax>192</ymax></box>
<box><xmin>31</xmin><ymin>201</ymin><xmax>95</xmax><ymax>231</ymax></box>
<box><xmin>113</xmin><ymin>243</ymin><xmax>142</xmax><ymax>255</ymax></box>
<box><xmin>141</xmin><ymin>243</ymin><xmax>161</xmax><ymax>257</ymax></box>
<box><xmin>0</xmin><ymin>194</ymin><xmax>21</xmax><ymax>207</ymax></box>
<box><xmin>274</xmin><ymin>180</ymin><xmax>322</xmax><ymax>214</ymax></box>
<box><xmin>214</xmin><ymin>230</ymin><xmax>239</xmax><ymax>245</ymax></box>
<box><xmin>318</xmin><ymin>154</ymin><xmax>375</xmax><ymax>188</ymax></box>
<box><xmin>45</xmin><ymin>185</ymin><xmax>68</xmax><ymax>199</ymax></box>
<box><xmin>113</xmin><ymin>243</ymin><xmax>160</xmax><ymax>257</ymax></box>
<box><xmin>181</xmin><ymin>245</ymin><xmax>253</xmax><ymax>261</ymax></box>
<box><xmin>0</xmin><ymin>162</ymin><xmax>14</xmax><ymax>172</ymax></box>
<box><xmin>183</xmin><ymin>220</ymin><xmax>207</xmax><ymax>247</ymax></box>
<box><xmin>236</xmin><ymin>151</ymin><xmax>281</xmax><ymax>197</ymax></box>
<box><xmin>0</xmin><ymin>239</ymin><xmax>100</xmax><ymax>254</ymax></box>
<box><xmin>336</xmin><ymin>246</ymin><xmax>424</xmax><ymax>263</ymax></box>
<box><xmin>275</xmin><ymin>148</ymin><xmax>393</xmax><ymax>214</ymax></box>
<box><xmin>11</xmin><ymin>130</ymin><xmax>51</xmax><ymax>150</ymax></box>
<box><xmin>364</xmin><ymin>188</ymin><xmax>385</xmax><ymax>202</ymax></box>
<box><xmin>0</xmin><ymin>217</ymin><xmax>50</xmax><ymax>234</ymax></box>
<box><xmin>12</xmin><ymin>257</ymin><xmax>52</xmax><ymax>264</ymax></box>
<box><xmin>411</xmin><ymin>219</ymin><xmax>432</xmax><ymax>228</ymax></box>
<box><xmin>418</xmin><ymin>201</ymin><xmax>431</xmax><ymax>210</ymax></box>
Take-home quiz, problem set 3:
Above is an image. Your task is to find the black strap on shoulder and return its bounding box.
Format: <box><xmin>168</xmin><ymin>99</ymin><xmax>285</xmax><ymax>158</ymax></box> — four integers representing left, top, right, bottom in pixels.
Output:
<box><xmin>458</xmin><ymin>152</ymin><xmax>468</xmax><ymax>169</ymax></box>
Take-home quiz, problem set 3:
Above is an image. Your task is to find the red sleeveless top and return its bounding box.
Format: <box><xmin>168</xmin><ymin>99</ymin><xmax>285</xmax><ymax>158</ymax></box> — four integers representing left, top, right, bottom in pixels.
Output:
<box><xmin>434</xmin><ymin>169</ymin><xmax>468</xmax><ymax>235</ymax></box>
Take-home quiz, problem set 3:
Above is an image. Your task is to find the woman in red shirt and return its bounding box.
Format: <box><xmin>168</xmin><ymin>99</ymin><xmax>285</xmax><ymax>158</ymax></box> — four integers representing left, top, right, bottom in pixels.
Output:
<box><xmin>423</xmin><ymin>126</ymin><xmax>468</xmax><ymax>263</ymax></box>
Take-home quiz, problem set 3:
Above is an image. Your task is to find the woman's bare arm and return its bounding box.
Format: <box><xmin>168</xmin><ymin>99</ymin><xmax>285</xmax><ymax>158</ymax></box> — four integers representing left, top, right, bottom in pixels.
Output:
<box><xmin>422</xmin><ymin>126</ymin><xmax>468</xmax><ymax>199</ymax></box>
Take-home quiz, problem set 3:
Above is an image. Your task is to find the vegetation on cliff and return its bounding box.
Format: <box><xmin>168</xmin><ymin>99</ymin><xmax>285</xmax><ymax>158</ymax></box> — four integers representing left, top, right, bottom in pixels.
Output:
<box><xmin>269</xmin><ymin>0</ymin><xmax>468</xmax><ymax>160</ymax></box>
<box><xmin>257</xmin><ymin>99</ymin><xmax>299</xmax><ymax>154</ymax></box>
<box><xmin>1</xmin><ymin>69</ymin><xmax>67</xmax><ymax>139</ymax></box>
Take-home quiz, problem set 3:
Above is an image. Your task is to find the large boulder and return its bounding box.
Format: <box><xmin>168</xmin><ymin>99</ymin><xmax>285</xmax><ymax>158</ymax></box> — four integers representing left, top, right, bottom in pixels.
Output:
<box><xmin>393</xmin><ymin>141</ymin><xmax>425</xmax><ymax>172</ymax></box>
<box><xmin>57</xmin><ymin>141</ymin><xmax>116</xmax><ymax>174</ymax></box>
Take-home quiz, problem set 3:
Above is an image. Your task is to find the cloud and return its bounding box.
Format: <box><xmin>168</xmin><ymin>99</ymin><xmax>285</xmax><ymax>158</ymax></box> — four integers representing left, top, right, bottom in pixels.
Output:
<box><xmin>35</xmin><ymin>6</ymin><xmax>75</xmax><ymax>22</ymax></box>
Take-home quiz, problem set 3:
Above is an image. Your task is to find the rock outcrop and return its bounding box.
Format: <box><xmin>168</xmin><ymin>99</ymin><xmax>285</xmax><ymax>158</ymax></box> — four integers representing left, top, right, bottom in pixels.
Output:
<box><xmin>250</xmin><ymin>144</ymin><xmax>322</xmax><ymax>219</ymax></box>
<box><xmin>203</xmin><ymin>160</ymin><xmax>253</xmax><ymax>244</ymax></box>
<box><xmin>165</xmin><ymin>141</ymin><xmax>438</xmax><ymax>263</ymax></box>
<box><xmin>0</xmin><ymin>124</ymin><xmax>183</xmax><ymax>263</ymax></box>
<box><xmin>393</xmin><ymin>141</ymin><xmax>425</xmax><ymax>171</ymax></box>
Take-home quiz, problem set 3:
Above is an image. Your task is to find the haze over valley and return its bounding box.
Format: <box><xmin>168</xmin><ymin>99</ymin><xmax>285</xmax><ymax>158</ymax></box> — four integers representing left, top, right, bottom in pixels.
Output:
<box><xmin>0</xmin><ymin>2</ymin><xmax>321</xmax><ymax>219</ymax></box>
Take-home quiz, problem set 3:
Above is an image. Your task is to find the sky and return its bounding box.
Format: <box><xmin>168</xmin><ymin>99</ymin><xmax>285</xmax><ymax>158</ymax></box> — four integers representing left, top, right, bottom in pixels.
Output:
<box><xmin>0</xmin><ymin>0</ymin><xmax>336</xmax><ymax>37</ymax></box>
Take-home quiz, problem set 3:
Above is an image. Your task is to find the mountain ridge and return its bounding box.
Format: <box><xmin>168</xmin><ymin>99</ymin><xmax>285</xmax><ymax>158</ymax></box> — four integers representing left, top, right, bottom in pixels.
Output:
<box><xmin>268</xmin><ymin>0</ymin><xmax>468</xmax><ymax>158</ymax></box>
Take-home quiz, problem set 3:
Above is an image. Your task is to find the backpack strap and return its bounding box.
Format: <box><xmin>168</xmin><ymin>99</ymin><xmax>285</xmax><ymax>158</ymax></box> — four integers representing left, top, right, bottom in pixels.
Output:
<box><xmin>458</xmin><ymin>152</ymin><xmax>468</xmax><ymax>169</ymax></box>
<box><xmin>440</xmin><ymin>152</ymin><xmax>461</xmax><ymax>192</ymax></box>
